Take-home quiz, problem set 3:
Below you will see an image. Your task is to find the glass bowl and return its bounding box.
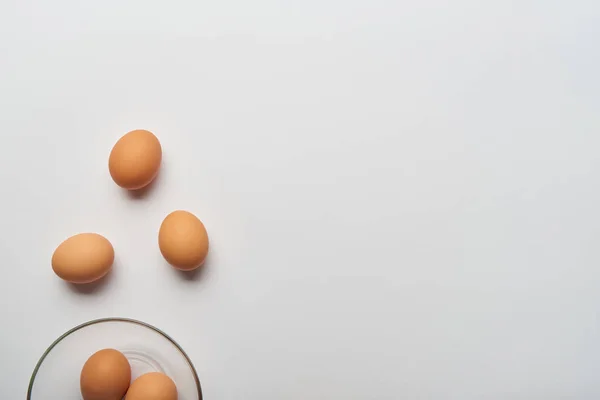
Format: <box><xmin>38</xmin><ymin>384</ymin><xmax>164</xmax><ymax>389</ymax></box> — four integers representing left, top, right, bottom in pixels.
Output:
<box><xmin>27</xmin><ymin>317</ymin><xmax>202</xmax><ymax>399</ymax></box>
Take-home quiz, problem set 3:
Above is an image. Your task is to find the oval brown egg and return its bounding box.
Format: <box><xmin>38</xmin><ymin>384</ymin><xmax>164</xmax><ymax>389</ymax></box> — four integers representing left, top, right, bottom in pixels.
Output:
<box><xmin>158</xmin><ymin>210</ymin><xmax>209</xmax><ymax>271</ymax></box>
<box><xmin>51</xmin><ymin>233</ymin><xmax>114</xmax><ymax>284</ymax></box>
<box><xmin>80</xmin><ymin>348</ymin><xmax>131</xmax><ymax>400</ymax></box>
<box><xmin>125</xmin><ymin>372</ymin><xmax>177</xmax><ymax>400</ymax></box>
<box><xmin>109</xmin><ymin>129</ymin><xmax>162</xmax><ymax>190</ymax></box>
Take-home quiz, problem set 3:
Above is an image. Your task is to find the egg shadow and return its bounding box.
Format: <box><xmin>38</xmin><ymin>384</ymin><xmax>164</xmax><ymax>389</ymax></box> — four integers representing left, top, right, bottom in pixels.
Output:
<box><xmin>126</xmin><ymin>167</ymin><xmax>163</xmax><ymax>200</ymax></box>
<box><xmin>174</xmin><ymin>253</ymin><xmax>212</xmax><ymax>283</ymax></box>
<box><xmin>65</xmin><ymin>264</ymin><xmax>115</xmax><ymax>294</ymax></box>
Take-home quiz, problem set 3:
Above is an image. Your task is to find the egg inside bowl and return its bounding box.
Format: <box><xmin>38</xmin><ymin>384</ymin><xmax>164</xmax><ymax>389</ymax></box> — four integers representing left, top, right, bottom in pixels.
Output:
<box><xmin>27</xmin><ymin>318</ymin><xmax>202</xmax><ymax>400</ymax></box>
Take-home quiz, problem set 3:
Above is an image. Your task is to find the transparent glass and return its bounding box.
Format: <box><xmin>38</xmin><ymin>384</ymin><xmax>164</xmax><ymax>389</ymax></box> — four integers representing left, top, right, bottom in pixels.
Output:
<box><xmin>27</xmin><ymin>318</ymin><xmax>202</xmax><ymax>399</ymax></box>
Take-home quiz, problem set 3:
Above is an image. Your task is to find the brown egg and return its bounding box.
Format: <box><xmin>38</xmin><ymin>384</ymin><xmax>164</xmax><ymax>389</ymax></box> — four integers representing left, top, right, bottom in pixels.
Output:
<box><xmin>159</xmin><ymin>210</ymin><xmax>209</xmax><ymax>271</ymax></box>
<box><xmin>52</xmin><ymin>233</ymin><xmax>114</xmax><ymax>284</ymax></box>
<box><xmin>125</xmin><ymin>372</ymin><xmax>177</xmax><ymax>400</ymax></box>
<box><xmin>80</xmin><ymin>348</ymin><xmax>131</xmax><ymax>400</ymax></box>
<box><xmin>109</xmin><ymin>129</ymin><xmax>162</xmax><ymax>190</ymax></box>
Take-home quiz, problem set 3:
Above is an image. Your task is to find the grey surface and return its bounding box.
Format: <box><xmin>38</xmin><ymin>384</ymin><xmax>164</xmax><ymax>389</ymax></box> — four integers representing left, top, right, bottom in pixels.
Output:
<box><xmin>1</xmin><ymin>1</ymin><xmax>599</xmax><ymax>399</ymax></box>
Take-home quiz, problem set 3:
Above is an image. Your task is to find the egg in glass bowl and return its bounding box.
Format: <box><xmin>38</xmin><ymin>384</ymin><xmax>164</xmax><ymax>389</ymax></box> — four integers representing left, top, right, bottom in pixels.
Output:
<box><xmin>27</xmin><ymin>318</ymin><xmax>202</xmax><ymax>400</ymax></box>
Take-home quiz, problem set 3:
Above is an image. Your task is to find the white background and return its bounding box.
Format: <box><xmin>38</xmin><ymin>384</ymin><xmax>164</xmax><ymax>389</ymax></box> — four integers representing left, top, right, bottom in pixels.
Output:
<box><xmin>1</xmin><ymin>1</ymin><xmax>599</xmax><ymax>399</ymax></box>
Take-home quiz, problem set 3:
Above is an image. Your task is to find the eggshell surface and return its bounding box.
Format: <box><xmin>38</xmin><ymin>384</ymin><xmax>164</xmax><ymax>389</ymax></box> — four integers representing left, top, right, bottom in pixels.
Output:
<box><xmin>125</xmin><ymin>372</ymin><xmax>177</xmax><ymax>400</ymax></box>
<box><xmin>159</xmin><ymin>210</ymin><xmax>209</xmax><ymax>271</ymax></box>
<box><xmin>109</xmin><ymin>129</ymin><xmax>162</xmax><ymax>190</ymax></box>
<box><xmin>80</xmin><ymin>348</ymin><xmax>131</xmax><ymax>400</ymax></box>
<box><xmin>51</xmin><ymin>233</ymin><xmax>114</xmax><ymax>284</ymax></box>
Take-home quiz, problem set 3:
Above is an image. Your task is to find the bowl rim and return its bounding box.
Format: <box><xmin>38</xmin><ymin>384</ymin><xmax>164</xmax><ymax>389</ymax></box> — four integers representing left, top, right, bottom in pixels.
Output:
<box><xmin>26</xmin><ymin>317</ymin><xmax>203</xmax><ymax>399</ymax></box>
